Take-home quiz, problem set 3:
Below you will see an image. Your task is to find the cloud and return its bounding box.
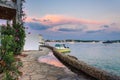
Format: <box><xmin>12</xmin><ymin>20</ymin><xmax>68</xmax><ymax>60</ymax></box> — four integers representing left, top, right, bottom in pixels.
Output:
<box><xmin>110</xmin><ymin>23</ymin><xmax>117</xmax><ymax>26</ymax></box>
<box><xmin>102</xmin><ymin>25</ymin><xmax>109</xmax><ymax>28</ymax></box>
<box><xmin>47</xmin><ymin>24</ymin><xmax>87</xmax><ymax>32</ymax></box>
<box><xmin>101</xmin><ymin>23</ymin><xmax>120</xmax><ymax>33</ymax></box>
<box><xmin>25</xmin><ymin>15</ymin><xmax>105</xmax><ymax>32</ymax></box>
<box><xmin>58</xmin><ymin>28</ymin><xmax>83</xmax><ymax>32</ymax></box>
<box><xmin>39</xmin><ymin>15</ymin><xmax>103</xmax><ymax>26</ymax></box>
<box><xmin>86</xmin><ymin>30</ymin><xmax>105</xmax><ymax>33</ymax></box>
<box><xmin>25</xmin><ymin>15</ymin><xmax>120</xmax><ymax>33</ymax></box>
<box><xmin>26</xmin><ymin>22</ymin><xmax>50</xmax><ymax>30</ymax></box>
<box><xmin>86</xmin><ymin>23</ymin><xmax>120</xmax><ymax>34</ymax></box>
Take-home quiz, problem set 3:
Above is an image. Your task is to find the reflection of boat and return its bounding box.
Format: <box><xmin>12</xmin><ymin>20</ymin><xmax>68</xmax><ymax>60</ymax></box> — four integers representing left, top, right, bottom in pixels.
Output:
<box><xmin>55</xmin><ymin>44</ymin><xmax>70</xmax><ymax>53</ymax></box>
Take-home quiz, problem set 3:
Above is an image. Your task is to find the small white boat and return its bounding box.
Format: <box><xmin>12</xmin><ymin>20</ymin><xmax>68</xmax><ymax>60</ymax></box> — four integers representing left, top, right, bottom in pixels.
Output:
<box><xmin>55</xmin><ymin>44</ymin><xmax>70</xmax><ymax>53</ymax></box>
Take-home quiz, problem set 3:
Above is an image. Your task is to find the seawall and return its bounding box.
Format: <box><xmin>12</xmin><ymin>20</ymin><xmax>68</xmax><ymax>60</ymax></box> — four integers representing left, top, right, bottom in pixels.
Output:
<box><xmin>44</xmin><ymin>45</ymin><xmax>120</xmax><ymax>80</ymax></box>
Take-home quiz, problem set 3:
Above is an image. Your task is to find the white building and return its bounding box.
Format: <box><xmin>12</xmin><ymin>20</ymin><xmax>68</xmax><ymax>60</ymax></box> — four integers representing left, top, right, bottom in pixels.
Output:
<box><xmin>24</xmin><ymin>34</ymin><xmax>45</xmax><ymax>50</ymax></box>
<box><xmin>39</xmin><ymin>34</ymin><xmax>45</xmax><ymax>46</ymax></box>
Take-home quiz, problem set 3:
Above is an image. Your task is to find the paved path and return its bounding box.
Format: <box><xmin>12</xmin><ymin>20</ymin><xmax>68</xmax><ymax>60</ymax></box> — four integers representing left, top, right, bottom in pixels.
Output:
<box><xmin>18</xmin><ymin>47</ymin><xmax>94</xmax><ymax>80</ymax></box>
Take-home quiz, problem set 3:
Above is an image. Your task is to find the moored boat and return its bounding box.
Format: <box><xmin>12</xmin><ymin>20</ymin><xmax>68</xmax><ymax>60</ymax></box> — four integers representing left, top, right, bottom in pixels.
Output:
<box><xmin>55</xmin><ymin>44</ymin><xmax>70</xmax><ymax>53</ymax></box>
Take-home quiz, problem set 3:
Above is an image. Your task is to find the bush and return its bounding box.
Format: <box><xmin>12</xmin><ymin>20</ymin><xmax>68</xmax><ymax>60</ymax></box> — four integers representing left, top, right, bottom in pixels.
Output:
<box><xmin>13</xmin><ymin>23</ymin><xmax>25</xmax><ymax>55</ymax></box>
<box><xmin>1</xmin><ymin>23</ymin><xmax>25</xmax><ymax>55</ymax></box>
<box><xmin>0</xmin><ymin>23</ymin><xmax>25</xmax><ymax>80</ymax></box>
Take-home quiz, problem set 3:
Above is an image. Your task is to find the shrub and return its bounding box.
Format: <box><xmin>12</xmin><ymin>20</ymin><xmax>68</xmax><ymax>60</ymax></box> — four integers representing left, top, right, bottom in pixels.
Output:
<box><xmin>1</xmin><ymin>23</ymin><xmax>25</xmax><ymax>55</ymax></box>
<box><xmin>13</xmin><ymin>23</ymin><xmax>25</xmax><ymax>55</ymax></box>
<box><xmin>0</xmin><ymin>23</ymin><xmax>25</xmax><ymax>80</ymax></box>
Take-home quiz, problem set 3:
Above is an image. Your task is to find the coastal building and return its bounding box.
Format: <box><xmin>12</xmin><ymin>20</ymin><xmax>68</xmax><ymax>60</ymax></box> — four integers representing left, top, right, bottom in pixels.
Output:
<box><xmin>39</xmin><ymin>34</ymin><xmax>45</xmax><ymax>50</ymax></box>
<box><xmin>39</xmin><ymin>34</ymin><xmax>45</xmax><ymax>45</ymax></box>
<box><xmin>24</xmin><ymin>34</ymin><xmax>45</xmax><ymax>50</ymax></box>
<box><xmin>0</xmin><ymin>0</ymin><xmax>23</xmax><ymax>23</ymax></box>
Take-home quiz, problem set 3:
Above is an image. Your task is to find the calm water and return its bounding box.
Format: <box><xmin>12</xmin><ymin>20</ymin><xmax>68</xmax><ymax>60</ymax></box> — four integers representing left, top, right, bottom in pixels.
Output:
<box><xmin>49</xmin><ymin>42</ymin><xmax>120</xmax><ymax>76</ymax></box>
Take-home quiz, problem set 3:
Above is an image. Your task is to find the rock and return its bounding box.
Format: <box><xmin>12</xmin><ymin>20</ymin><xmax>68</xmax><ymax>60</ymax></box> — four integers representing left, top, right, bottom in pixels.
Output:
<box><xmin>67</xmin><ymin>55</ymin><xmax>78</xmax><ymax>60</ymax></box>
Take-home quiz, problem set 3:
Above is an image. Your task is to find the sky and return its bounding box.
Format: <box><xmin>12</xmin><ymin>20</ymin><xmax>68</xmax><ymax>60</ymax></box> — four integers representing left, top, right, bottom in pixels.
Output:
<box><xmin>1</xmin><ymin>0</ymin><xmax>120</xmax><ymax>40</ymax></box>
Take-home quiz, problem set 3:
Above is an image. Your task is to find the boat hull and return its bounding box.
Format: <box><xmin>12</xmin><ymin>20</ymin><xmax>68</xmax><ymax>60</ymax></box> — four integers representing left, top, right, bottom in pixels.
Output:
<box><xmin>56</xmin><ymin>48</ymin><xmax>70</xmax><ymax>53</ymax></box>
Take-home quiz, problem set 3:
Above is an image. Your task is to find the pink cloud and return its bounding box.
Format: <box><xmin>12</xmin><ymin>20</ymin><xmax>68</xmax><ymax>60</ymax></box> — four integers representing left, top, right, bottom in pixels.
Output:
<box><xmin>25</xmin><ymin>15</ymin><xmax>106</xmax><ymax>32</ymax></box>
<box><xmin>25</xmin><ymin>15</ymin><xmax>120</xmax><ymax>33</ymax></box>
<box><xmin>40</xmin><ymin>15</ymin><xmax>104</xmax><ymax>27</ymax></box>
<box><xmin>26</xmin><ymin>15</ymin><xmax>104</xmax><ymax>26</ymax></box>
<box><xmin>25</xmin><ymin>17</ymin><xmax>39</xmax><ymax>22</ymax></box>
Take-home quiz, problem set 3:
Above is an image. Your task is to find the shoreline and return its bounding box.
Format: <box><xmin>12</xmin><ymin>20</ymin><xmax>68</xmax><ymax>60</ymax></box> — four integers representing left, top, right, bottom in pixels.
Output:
<box><xmin>18</xmin><ymin>47</ymin><xmax>93</xmax><ymax>80</ymax></box>
<box><xmin>45</xmin><ymin>45</ymin><xmax>120</xmax><ymax>80</ymax></box>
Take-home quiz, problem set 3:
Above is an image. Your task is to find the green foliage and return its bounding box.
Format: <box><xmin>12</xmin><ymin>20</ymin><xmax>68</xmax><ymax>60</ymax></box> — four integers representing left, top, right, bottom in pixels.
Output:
<box><xmin>1</xmin><ymin>23</ymin><xmax>25</xmax><ymax>55</ymax></box>
<box><xmin>0</xmin><ymin>35</ymin><xmax>19</xmax><ymax>80</ymax></box>
<box><xmin>4</xmin><ymin>71</ymin><xmax>14</xmax><ymax>80</ymax></box>
<box><xmin>0</xmin><ymin>23</ymin><xmax>25</xmax><ymax>80</ymax></box>
<box><xmin>13</xmin><ymin>23</ymin><xmax>26</xmax><ymax>55</ymax></box>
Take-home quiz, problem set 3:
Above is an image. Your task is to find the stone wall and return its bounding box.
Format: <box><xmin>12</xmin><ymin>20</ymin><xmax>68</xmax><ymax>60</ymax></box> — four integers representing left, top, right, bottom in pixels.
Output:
<box><xmin>44</xmin><ymin>45</ymin><xmax>120</xmax><ymax>80</ymax></box>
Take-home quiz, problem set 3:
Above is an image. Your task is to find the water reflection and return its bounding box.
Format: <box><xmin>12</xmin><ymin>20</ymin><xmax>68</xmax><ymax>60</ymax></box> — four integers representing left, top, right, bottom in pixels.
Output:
<box><xmin>38</xmin><ymin>52</ymin><xmax>65</xmax><ymax>67</ymax></box>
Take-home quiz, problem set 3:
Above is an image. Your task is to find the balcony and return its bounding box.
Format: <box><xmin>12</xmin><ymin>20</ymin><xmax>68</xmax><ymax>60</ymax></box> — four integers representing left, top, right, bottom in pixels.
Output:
<box><xmin>0</xmin><ymin>0</ymin><xmax>16</xmax><ymax>20</ymax></box>
<box><xmin>0</xmin><ymin>0</ymin><xmax>16</xmax><ymax>9</ymax></box>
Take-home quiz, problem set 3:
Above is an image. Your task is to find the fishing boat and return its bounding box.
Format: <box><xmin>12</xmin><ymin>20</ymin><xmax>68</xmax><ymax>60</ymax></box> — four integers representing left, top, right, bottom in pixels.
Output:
<box><xmin>55</xmin><ymin>44</ymin><xmax>70</xmax><ymax>53</ymax></box>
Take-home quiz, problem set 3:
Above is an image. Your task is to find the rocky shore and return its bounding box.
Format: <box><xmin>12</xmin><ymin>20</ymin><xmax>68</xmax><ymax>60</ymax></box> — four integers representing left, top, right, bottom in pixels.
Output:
<box><xmin>18</xmin><ymin>47</ymin><xmax>94</xmax><ymax>80</ymax></box>
<box><xmin>45</xmin><ymin>45</ymin><xmax>120</xmax><ymax>80</ymax></box>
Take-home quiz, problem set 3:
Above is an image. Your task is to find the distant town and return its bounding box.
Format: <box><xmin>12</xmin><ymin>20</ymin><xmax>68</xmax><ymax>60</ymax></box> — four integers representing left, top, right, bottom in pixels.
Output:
<box><xmin>45</xmin><ymin>39</ymin><xmax>120</xmax><ymax>43</ymax></box>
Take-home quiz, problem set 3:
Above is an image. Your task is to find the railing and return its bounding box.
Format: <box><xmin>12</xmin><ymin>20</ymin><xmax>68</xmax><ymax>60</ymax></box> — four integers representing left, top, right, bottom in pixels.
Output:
<box><xmin>0</xmin><ymin>0</ymin><xmax>16</xmax><ymax>9</ymax></box>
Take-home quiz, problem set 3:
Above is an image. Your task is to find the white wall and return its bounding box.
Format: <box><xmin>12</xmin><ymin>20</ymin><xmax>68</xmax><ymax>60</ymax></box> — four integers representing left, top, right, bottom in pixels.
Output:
<box><xmin>24</xmin><ymin>34</ymin><xmax>39</xmax><ymax>50</ymax></box>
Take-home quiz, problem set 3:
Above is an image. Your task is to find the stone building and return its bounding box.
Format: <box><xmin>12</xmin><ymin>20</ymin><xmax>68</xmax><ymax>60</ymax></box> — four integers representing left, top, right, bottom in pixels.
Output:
<box><xmin>0</xmin><ymin>0</ymin><xmax>23</xmax><ymax>23</ymax></box>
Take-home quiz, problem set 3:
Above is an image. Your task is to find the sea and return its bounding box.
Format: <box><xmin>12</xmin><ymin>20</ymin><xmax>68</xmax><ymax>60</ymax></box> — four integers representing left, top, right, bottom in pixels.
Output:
<box><xmin>48</xmin><ymin>42</ymin><xmax>120</xmax><ymax>76</ymax></box>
